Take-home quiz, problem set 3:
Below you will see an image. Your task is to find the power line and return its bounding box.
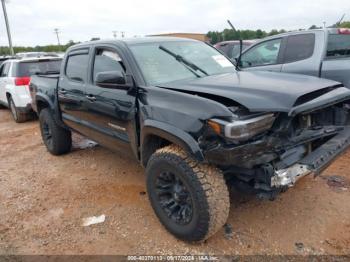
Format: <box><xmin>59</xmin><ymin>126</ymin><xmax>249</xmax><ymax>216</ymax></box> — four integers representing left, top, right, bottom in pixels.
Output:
<box><xmin>112</xmin><ymin>31</ymin><xmax>126</xmax><ymax>38</ymax></box>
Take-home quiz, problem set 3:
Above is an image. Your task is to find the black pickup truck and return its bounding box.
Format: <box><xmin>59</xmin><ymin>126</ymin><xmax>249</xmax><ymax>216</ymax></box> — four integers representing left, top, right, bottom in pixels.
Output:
<box><xmin>30</xmin><ymin>37</ymin><xmax>350</xmax><ymax>242</ymax></box>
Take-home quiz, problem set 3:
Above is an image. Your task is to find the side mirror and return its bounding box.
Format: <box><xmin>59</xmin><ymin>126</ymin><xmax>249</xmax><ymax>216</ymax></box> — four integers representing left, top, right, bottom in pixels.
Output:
<box><xmin>95</xmin><ymin>71</ymin><xmax>126</xmax><ymax>88</ymax></box>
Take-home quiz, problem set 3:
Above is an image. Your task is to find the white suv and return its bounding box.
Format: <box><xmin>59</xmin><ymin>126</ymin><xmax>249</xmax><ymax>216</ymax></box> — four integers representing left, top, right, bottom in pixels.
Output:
<box><xmin>0</xmin><ymin>57</ymin><xmax>61</xmax><ymax>122</ymax></box>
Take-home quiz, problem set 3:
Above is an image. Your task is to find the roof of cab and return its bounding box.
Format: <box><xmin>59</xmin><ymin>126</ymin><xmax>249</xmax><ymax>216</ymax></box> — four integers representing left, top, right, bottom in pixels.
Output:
<box><xmin>6</xmin><ymin>56</ymin><xmax>62</xmax><ymax>63</ymax></box>
<box><xmin>252</xmin><ymin>28</ymin><xmax>342</xmax><ymax>43</ymax></box>
<box><xmin>69</xmin><ymin>36</ymin><xmax>198</xmax><ymax>50</ymax></box>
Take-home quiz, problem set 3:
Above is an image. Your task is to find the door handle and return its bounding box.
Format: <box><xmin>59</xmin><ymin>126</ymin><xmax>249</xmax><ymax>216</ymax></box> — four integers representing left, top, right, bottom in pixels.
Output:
<box><xmin>86</xmin><ymin>94</ymin><xmax>96</xmax><ymax>102</ymax></box>
<box><xmin>58</xmin><ymin>89</ymin><xmax>67</xmax><ymax>95</ymax></box>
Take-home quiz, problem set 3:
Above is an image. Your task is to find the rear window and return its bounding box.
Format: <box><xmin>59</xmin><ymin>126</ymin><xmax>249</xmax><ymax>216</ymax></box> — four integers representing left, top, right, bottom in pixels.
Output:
<box><xmin>216</xmin><ymin>43</ymin><xmax>232</xmax><ymax>56</ymax></box>
<box><xmin>283</xmin><ymin>34</ymin><xmax>315</xmax><ymax>63</ymax></box>
<box><xmin>216</xmin><ymin>43</ymin><xmax>250</xmax><ymax>59</ymax></box>
<box><xmin>17</xmin><ymin>60</ymin><xmax>61</xmax><ymax>77</ymax></box>
<box><xmin>327</xmin><ymin>34</ymin><xmax>350</xmax><ymax>58</ymax></box>
<box><xmin>228</xmin><ymin>44</ymin><xmax>250</xmax><ymax>59</ymax></box>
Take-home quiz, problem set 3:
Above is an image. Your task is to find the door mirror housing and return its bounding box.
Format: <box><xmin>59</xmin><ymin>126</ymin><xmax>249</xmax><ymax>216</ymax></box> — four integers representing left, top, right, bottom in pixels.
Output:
<box><xmin>95</xmin><ymin>71</ymin><xmax>127</xmax><ymax>88</ymax></box>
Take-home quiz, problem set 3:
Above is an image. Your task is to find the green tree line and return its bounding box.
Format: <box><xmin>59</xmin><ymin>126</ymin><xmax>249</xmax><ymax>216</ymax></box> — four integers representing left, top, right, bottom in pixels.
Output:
<box><xmin>207</xmin><ymin>21</ymin><xmax>350</xmax><ymax>44</ymax></box>
<box><xmin>0</xmin><ymin>40</ymin><xmax>79</xmax><ymax>56</ymax></box>
<box><xmin>1</xmin><ymin>21</ymin><xmax>350</xmax><ymax>55</ymax></box>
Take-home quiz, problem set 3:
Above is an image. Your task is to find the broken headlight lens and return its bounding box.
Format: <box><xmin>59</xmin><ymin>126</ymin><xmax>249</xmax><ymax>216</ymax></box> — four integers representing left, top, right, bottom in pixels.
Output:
<box><xmin>208</xmin><ymin>113</ymin><xmax>276</xmax><ymax>141</ymax></box>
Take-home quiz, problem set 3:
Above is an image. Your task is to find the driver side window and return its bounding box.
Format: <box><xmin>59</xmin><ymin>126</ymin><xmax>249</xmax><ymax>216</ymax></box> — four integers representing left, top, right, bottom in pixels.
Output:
<box><xmin>240</xmin><ymin>38</ymin><xmax>282</xmax><ymax>68</ymax></box>
<box><xmin>93</xmin><ymin>48</ymin><xmax>125</xmax><ymax>83</ymax></box>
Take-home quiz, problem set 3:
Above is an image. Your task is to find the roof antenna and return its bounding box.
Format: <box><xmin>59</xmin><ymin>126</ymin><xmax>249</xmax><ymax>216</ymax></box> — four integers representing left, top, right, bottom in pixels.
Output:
<box><xmin>227</xmin><ymin>19</ymin><xmax>242</xmax><ymax>71</ymax></box>
<box><xmin>336</xmin><ymin>14</ymin><xmax>346</xmax><ymax>27</ymax></box>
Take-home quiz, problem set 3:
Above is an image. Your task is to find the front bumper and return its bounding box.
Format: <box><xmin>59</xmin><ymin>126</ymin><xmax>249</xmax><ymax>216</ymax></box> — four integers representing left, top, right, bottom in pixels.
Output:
<box><xmin>271</xmin><ymin>126</ymin><xmax>350</xmax><ymax>187</ymax></box>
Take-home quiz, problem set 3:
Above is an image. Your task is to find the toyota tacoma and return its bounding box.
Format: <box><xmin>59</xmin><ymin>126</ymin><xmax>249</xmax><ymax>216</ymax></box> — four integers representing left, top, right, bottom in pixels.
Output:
<box><xmin>29</xmin><ymin>37</ymin><xmax>350</xmax><ymax>242</ymax></box>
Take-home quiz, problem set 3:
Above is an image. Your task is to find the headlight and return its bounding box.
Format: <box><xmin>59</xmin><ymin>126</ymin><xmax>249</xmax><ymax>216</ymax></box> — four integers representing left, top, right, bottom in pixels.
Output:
<box><xmin>208</xmin><ymin>113</ymin><xmax>276</xmax><ymax>141</ymax></box>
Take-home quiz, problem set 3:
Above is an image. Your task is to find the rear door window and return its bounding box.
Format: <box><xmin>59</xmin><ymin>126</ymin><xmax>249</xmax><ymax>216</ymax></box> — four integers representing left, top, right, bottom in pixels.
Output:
<box><xmin>65</xmin><ymin>53</ymin><xmax>89</xmax><ymax>82</ymax></box>
<box><xmin>327</xmin><ymin>34</ymin><xmax>350</xmax><ymax>58</ymax></box>
<box><xmin>17</xmin><ymin>60</ymin><xmax>61</xmax><ymax>77</ymax></box>
<box><xmin>283</xmin><ymin>34</ymin><xmax>315</xmax><ymax>63</ymax></box>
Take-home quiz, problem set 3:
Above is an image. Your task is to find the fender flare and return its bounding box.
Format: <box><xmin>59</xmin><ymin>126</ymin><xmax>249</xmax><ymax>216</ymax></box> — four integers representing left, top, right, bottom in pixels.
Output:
<box><xmin>35</xmin><ymin>93</ymin><xmax>66</xmax><ymax>128</ymax></box>
<box><xmin>35</xmin><ymin>93</ymin><xmax>55</xmax><ymax>111</ymax></box>
<box><xmin>141</xmin><ymin>119</ymin><xmax>204</xmax><ymax>165</ymax></box>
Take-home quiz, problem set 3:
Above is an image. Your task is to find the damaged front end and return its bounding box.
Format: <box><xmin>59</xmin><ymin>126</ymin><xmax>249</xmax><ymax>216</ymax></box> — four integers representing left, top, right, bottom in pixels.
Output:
<box><xmin>201</xmin><ymin>86</ymin><xmax>350</xmax><ymax>199</ymax></box>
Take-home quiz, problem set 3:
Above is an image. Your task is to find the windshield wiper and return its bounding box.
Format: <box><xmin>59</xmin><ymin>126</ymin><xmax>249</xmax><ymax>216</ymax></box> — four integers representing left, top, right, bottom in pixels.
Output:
<box><xmin>159</xmin><ymin>45</ymin><xmax>209</xmax><ymax>77</ymax></box>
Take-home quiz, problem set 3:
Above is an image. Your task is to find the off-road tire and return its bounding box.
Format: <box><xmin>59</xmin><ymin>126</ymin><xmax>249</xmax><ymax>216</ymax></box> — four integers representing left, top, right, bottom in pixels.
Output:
<box><xmin>39</xmin><ymin>108</ymin><xmax>72</xmax><ymax>155</ymax></box>
<box><xmin>8</xmin><ymin>97</ymin><xmax>28</xmax><ymax>123</ymax></box>
<box><xmin>146</xmin><ymin>145</ymin><xmax>230</xmax><ymax>242</ymax></box>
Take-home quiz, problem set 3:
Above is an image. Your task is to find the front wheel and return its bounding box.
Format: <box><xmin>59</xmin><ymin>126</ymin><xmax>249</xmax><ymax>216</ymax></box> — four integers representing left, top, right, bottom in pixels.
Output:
<box><xmin>39</xmin><ymin>108</ymin><xmax>72</xmax><ymax>155</ymax></box>
<box><xmin>146</xmin><ymin>145</ymin><xmax>230</xmax><ymax>242</ymax></box>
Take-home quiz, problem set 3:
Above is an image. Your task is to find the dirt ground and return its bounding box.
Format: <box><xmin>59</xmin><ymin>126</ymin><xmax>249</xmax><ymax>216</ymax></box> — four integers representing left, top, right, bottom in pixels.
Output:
<box><xmin>0</xmin><ymin>108</ymin><xmax>349</xmax><ymax>256</ymax></box>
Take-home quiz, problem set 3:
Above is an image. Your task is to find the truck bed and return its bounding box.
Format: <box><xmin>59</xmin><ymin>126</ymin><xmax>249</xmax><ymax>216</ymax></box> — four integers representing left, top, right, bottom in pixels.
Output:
<box><xmin>322</xmin><ymin>57</ymin><xmax>350</xmax><ymax>89</ymax></box>
<box><xmin>29</xmin><ymin>74</ymin><xmax>60</xmax><ymax>113</ymax></box>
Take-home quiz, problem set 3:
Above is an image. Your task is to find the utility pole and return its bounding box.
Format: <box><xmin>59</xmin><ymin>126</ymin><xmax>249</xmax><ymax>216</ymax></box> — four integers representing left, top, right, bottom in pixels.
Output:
<box><xmin>121</xmin><ymin>31</ymin><xmax>125</xmax><ymax>38</ymax></box>
<box><xmin>54</xmin><ymin>28</ymin><xmax>61</xmax><ymax>47</ymax></box>
<box><xmin>112</xmin><ymin>30</ymin><xmax>118</xmax><ymax>38</ymax></box>
<box><xmin>1</xmin><ymin>0</ymin><xmax>14</xmax><ymax>55</ymax></box>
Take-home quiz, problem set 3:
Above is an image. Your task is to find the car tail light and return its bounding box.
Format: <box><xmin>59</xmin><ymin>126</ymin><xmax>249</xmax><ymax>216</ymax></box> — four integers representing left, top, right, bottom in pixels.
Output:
<box><xmin>15</xmin><ymin>76</ymin><xmax>31</xmax><ymax>86</ymax></box>
<box><xmin>338</xmin><ymin>28</ymin><xmax>350</xmax><ymax>35</ymax></box>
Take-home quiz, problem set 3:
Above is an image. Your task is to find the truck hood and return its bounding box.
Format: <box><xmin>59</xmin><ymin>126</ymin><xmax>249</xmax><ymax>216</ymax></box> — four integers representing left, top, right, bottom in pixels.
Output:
<box><xmin>158</xmin><ymin>71</ymin><xmax>349</xmax><ymax>113</ymax></box>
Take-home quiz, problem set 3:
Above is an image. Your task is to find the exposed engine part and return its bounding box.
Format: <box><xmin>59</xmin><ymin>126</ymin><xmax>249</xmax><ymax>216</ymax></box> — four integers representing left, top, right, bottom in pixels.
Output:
<box><xmin>271</xmin><ymin>164</ymin><xmax>311</xmax><ymax>188</ymax></box>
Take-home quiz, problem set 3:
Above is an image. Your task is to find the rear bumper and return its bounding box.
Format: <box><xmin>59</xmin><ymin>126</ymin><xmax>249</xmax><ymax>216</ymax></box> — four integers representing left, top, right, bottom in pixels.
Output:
<box><xmin>271</xmin><ymin>126</ymin><xmax>350</xmax><ymax>187</ymax></box>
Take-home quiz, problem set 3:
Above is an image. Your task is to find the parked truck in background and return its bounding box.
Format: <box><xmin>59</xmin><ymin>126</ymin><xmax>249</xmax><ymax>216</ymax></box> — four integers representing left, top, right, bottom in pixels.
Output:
<box><xmin>238</xmin><ymin>28</ymin><xmax>350</xmax><ymax>88</ymax></box>
<box><xmin>30</xmin><ymin>37</ymin><xmax>350</xmax><ymax>242</ymax></box>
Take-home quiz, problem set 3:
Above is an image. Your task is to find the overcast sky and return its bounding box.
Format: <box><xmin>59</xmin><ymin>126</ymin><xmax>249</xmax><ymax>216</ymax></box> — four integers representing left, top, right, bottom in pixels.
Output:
<box><xmin>0</xmin><ymin>0</ymin><xmax>349</xmax><ymax>46</ymax></box>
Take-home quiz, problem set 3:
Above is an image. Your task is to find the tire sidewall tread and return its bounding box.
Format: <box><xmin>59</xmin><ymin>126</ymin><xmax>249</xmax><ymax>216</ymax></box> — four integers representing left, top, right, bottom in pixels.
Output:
<box><xmin>146</xmin><ymin>145</ymin><xmax>230</xmax><ymax>242</ymax></box>
<box><xmin>39</xmin><ymin>108</ymin><xmax>72</xmax><ymax>155</ymax></box>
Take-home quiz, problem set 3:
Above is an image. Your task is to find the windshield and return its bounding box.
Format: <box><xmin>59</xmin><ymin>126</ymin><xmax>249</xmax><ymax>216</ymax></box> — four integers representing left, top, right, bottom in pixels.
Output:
<box><xmin>129</xmin><ymin>41</ymin><xmax>235</xmax><ymax>85</ymax></box>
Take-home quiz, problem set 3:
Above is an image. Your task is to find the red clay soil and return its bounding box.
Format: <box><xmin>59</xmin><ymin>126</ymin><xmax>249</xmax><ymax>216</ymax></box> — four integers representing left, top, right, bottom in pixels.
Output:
<box><xmin>0</xmin><ymin>109</ymin><xmax>349</xmax><ymax>255</ymax></box>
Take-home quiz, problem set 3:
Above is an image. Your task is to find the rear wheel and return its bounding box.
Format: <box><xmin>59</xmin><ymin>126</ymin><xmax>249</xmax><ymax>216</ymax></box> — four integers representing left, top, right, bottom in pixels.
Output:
<box><xmin>39</xmin><ymin>108</ymin><xmax>72</xmax><ymax>155</ymax></box>
<box><xmin>146</xmin><ymin>145</ymin><xmax>230</xmax><ymax>242</ymax></box>
<box><xmin>8</xmin><ymin>97</ymin><xmax>28</xmax><ymax>123</ymax></box>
